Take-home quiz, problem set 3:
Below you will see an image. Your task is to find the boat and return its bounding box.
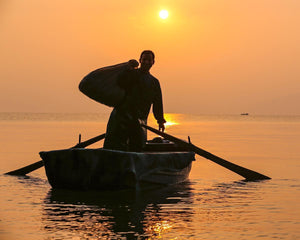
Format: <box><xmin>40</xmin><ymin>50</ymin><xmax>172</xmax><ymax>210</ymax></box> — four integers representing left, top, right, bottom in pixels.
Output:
<box><xmin>39</xmin><ymin>138</ymin><xmax>195</xmax><ymax>190</ymax></box>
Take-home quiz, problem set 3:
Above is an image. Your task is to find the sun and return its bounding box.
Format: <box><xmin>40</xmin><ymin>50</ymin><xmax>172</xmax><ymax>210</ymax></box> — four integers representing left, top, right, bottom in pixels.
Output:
<box><xmin>159</xmin><ymin>10</ymin><xmax>169</xmax><ymax>19</ymax></box>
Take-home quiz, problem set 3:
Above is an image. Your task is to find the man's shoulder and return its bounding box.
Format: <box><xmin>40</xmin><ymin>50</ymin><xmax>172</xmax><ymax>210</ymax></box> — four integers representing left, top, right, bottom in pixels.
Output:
<box><xmin>149</xmin><ymin>73</ymin><xmax>159</xmax><ymax>83</ymax></box>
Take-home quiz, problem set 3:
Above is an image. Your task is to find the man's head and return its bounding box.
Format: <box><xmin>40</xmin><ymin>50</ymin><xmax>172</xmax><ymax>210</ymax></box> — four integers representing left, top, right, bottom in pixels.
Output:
<box><xmin>139</xmin><ymin>50</ymin><xmax>155</xmax><ymax>73</ymax></box>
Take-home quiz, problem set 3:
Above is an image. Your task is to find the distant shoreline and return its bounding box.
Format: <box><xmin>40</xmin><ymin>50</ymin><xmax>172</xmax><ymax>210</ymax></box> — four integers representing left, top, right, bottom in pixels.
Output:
<box><xmin>1</xmin><ymin>112</ymin><xmax>300</xmax><ymax>123</ymax></box>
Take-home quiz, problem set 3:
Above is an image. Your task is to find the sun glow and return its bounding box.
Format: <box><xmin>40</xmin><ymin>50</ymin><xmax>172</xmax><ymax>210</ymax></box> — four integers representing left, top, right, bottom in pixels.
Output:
<box><xmin>165</xmin><ymin>121</ymin><xmax>177</xmax><ymax>127</ymax></box>
<box><xmin>149</xmin><ymin>113</ymin><xmax>180</xmax><ymax>129</ymax></box>
<box><xmin>164</xmin><ymin>113</ymin><xmax>179</xmax><ymax>127</ymax></box>
<box><xmin>159</xmin><ymin>10</ymin><xmax>169</xmax><ymax>19</ymax></box>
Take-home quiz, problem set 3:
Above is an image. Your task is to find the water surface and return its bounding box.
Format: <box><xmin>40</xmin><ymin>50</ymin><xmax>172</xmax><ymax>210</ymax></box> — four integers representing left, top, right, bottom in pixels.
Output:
<box><xmin>0</xmin><ymin>113</ymin><xmax>299</xmax><ymax>239</ymax></box>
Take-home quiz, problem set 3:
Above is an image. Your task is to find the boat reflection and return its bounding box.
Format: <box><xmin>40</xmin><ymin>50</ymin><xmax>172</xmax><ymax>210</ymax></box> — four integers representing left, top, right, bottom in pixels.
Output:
<box><xmin>42</xmin><ymin>183</ymin><xmax>194</xmax><ymax>239</ymax></box>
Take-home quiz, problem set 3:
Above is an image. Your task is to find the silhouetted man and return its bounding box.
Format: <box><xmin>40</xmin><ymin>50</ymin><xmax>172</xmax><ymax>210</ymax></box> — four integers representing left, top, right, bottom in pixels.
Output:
<box><xmin>103</xmin><ymin>50</ymin><xmax>166</xmax><ymax>151</ymax></box>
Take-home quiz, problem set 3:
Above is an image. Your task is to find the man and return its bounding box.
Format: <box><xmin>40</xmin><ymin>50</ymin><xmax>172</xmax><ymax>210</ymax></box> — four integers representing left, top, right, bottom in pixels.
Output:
<box><xmin>103</xmin><ymin>50</ymin><xmax>166</xmax><ymax>152</ymax></box>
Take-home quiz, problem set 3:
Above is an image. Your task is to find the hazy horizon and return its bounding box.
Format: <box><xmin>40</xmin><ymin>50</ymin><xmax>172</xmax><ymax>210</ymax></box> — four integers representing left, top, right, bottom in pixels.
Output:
<box><xmin>1</xmin><ymin>0</ymin><xmax>299</xmax><ymax>115</ymax></box>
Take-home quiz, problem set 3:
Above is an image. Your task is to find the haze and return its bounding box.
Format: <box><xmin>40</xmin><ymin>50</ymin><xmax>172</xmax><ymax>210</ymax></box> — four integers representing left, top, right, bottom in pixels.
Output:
<box><xmin>1</xmin><ymin>0</ymin><xmax>299</xmax><ymax>115</ymax></box>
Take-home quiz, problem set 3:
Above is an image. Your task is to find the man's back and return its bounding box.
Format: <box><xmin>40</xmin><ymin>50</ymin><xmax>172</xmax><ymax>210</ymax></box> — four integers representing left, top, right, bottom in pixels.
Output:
<box><xmin>116</xmin><ymin>69</ymin><xmax>163</xmax><ymax>121</ymax></box>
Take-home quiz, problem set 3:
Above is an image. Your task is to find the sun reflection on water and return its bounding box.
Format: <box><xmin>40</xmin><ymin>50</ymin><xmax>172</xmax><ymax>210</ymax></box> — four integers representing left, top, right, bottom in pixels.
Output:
<box><xmin>149</xmin><ymin>113</ymin><xmax>185</xmax><ymax>128</ymax></box>
<box><xmin>164</xmin><ymin>113</ymin><xmax>181</xmax><ymax>128</ymax></box>
<box><xmin>146</xmin><ymin>220</ymin><xmax>173</xmax><ymax>239</ymax></box>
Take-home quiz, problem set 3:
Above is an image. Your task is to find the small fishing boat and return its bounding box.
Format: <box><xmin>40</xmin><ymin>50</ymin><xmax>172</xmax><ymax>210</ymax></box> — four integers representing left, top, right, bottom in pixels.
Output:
<box><xmin>39</xmin><ymin>138</ymin><xmax>195</xmax><ymax>191</ymax></box>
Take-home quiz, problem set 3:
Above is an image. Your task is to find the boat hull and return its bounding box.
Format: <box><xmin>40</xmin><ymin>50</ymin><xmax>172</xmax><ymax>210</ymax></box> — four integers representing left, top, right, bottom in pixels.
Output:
<box><xmin>40</xmin><ymin>148</ymin><xmax>195</xmax><ymax>190</ymax></box>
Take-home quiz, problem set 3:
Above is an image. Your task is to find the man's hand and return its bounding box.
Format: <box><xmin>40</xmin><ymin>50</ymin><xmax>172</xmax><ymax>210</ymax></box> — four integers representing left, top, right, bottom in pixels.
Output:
<box><xmin>128</xmin><ymin>59</ymin><xmax>139</xmax><ymax>69</ymax></box>
<box><xmin>159</xmin><ymin>122</ymin><xmax>165</xmax><ymax>132</ymax></box>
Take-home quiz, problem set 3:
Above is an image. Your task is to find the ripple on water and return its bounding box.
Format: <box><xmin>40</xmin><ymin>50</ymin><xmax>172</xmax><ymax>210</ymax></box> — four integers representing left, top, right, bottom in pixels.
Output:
<box><xmin>1</xmin><ymin>174</ymin><xmax>300</xmax><ymax>239</ymax></box>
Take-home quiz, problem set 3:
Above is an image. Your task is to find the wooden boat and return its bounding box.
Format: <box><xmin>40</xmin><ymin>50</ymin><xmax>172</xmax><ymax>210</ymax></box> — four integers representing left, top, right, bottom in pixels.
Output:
<box><xmin>39</xmin><ymin>138</ymin><xmax>195</xmax><ymax>190</ymax></box>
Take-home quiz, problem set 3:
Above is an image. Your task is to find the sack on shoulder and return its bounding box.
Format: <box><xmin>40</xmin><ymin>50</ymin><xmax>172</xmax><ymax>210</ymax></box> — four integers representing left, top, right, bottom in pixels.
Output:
<box><xmin>79</xmin><ymin>62</ymin><xmax>129</xmax><ymax>107</ymax></box>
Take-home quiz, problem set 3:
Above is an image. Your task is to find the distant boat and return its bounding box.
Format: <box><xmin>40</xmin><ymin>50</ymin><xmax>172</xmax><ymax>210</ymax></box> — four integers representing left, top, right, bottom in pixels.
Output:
<box><xmin>240</xmin><ymin>113</ymin><xmax>249</xmax><ymax>116</ymax></box>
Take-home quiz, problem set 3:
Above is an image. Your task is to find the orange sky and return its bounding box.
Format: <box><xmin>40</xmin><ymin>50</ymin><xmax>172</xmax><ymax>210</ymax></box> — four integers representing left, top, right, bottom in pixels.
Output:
<box><xmin>1</xmin><ymin>0</ymin><xmax>299</xmax><ymax>115</ymax></box>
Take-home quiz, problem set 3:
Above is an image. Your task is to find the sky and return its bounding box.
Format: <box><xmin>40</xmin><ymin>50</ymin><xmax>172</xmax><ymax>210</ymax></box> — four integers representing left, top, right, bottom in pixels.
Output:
<box><xmin>1</xmin><ymin>0</ymin><xmax>299</xmax><ymax>115</ymax></box>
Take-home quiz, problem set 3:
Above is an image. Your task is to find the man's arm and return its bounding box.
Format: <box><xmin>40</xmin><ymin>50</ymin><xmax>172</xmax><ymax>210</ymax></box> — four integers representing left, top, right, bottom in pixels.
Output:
<box><xmin>116</xmin><ymin>59</ymin><xmax>139</xmax><ymax>90</ymax></box>
<box><xmin>117</xmin><ymin>70</ymin><xmax>137</xmax><ymax>91</ymax></box>
<box><xmin>152</xmin><ymin>79</ymin><xmax>166</xmax><ymax>132</ymax></box>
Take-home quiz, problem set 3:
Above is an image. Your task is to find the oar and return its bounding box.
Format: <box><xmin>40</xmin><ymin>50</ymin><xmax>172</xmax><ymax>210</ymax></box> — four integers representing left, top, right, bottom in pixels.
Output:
<box><xmin>5</xmin><ymin>133</ymin><xmax>106</xmax><ymax>176</ymax></box>
<box><xmin>141</xmin><ymin>124</ymin><xmax>271</xmax><ymax>181</ymax></box>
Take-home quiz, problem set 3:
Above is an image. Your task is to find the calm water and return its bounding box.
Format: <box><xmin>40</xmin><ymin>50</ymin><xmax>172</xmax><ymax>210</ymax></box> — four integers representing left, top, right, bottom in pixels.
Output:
<box><xmin>0</xmin><ymin>113</ymin><xmax>299</xmax><ymax>239</ymax></box>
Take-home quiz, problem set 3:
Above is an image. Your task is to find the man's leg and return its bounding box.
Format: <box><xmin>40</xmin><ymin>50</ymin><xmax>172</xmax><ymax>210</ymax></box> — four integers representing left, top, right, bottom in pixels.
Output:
<box><xmin>128</xmin><ymin>119</ymin><xmax>147</xmax><ymax>152</ymax></box>
<box><xmin>103</xmin><ymin>110</ymin><xmax>129</xmax><ymax>151</ymax></box>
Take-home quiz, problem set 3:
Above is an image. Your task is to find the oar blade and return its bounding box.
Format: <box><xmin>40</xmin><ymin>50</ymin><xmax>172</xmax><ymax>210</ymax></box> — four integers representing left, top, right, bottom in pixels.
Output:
<box><xmin>188</xmin><ymin>143</ymin><xmax>271</xmax><ymax>180</ymax></box>
<box><xmin>5</xmin><ymin>160</ymin><xmax>44</xmax><ymax>176</ymax></box>
<box><xmin>5</xmin><ymin>133</ymin><xmax>106</xmax><ymax>176</ymax></box>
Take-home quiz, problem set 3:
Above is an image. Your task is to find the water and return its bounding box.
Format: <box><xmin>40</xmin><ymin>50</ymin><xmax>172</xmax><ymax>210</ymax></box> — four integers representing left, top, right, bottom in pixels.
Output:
<box><xmin>0</xmin><ymin>113</ymin><xmax>299</xmax><ymax>239</ymax></box>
